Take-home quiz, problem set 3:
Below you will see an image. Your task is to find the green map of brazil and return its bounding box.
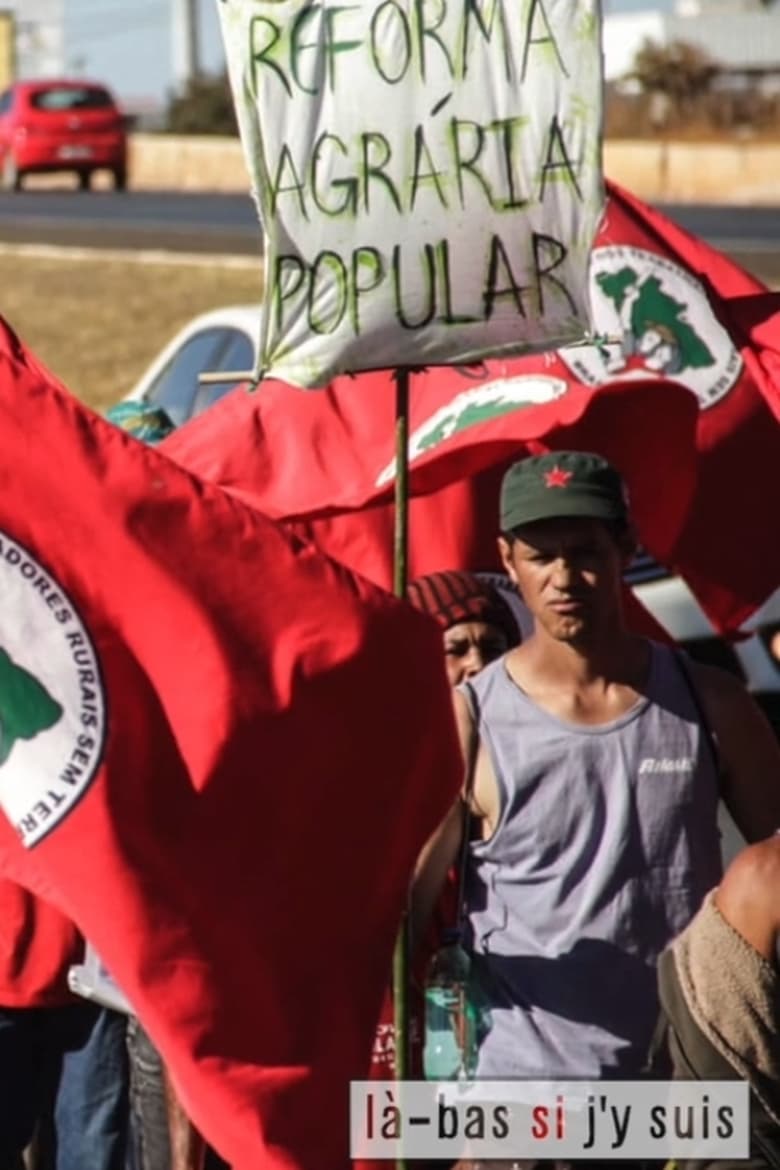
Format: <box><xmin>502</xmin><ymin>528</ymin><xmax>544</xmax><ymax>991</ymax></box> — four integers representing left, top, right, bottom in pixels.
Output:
<box><xmin>0</xmin><ymin>647</ymin><xmax>63</xmax><ymax>766</ymax></box>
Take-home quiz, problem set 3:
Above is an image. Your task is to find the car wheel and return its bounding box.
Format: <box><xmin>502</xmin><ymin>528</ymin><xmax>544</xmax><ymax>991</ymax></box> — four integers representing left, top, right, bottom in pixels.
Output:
<box><xmin>112</xmin><ymin>165</ymin><xmax>127</xmax><ymax>192</ymax></box>
<box><xmin>78</xmin><ymin>170</ymin><xmax>92</xmax><ymax>191</ymax></box>
<box><xmin>1</xmin><ymin>154</ymin><xmax>21</xmax><ymax>192</ymax></box>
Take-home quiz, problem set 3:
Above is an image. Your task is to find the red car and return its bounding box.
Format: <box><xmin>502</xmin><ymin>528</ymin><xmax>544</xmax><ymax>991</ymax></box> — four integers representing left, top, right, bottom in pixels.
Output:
<box><xmin>0</xmin><ymin>79</ymin><xmax>127</xmax><ymax>191</ymax></box>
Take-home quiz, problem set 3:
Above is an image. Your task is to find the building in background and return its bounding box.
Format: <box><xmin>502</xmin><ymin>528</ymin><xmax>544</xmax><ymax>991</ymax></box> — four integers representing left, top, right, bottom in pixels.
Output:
<box><xmin>9</xmin><ymin>0</ymin><xmax>65</xmax><ymax>79</ymax></box>
<box><xmin>0</xmin><ymin>11</ymin><xmax>15</xmax><ymax>90</ymax></box>
<box><xmin>3</xmin><ymin>1</ymin><xmax>777</xmax><ymax>121</ymax></box>
<box><xmin>605</xmin><ymin>1</ymin><xmax>780</xmax><ymax>85</ymax></box>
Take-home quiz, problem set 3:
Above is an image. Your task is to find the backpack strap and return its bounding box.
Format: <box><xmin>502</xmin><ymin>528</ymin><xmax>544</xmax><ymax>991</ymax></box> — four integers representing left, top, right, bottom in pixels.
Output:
<box><xmin>453</xmin><ymin>681</ymin><xmax>480</xmax><ymax>935</ymax></box>
<box><xmin>672</xmin><ymin>647</ymin><xmax>723</xmax><ymax>791</ymax></box>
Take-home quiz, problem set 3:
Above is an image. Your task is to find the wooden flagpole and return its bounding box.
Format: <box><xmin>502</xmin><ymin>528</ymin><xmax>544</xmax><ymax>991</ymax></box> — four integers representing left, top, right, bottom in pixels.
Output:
<box><xmin>392</xmin><ymin>365</ymin><xmax>411</xmax><ymax>1170</ymax></box>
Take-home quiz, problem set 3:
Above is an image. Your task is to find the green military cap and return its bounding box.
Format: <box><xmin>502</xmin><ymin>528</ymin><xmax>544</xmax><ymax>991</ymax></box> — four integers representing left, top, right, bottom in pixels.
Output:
<box><xmin>500</xmin><ymin>451</ymin><xmax>629</xmax><ymax>532</ymax></box>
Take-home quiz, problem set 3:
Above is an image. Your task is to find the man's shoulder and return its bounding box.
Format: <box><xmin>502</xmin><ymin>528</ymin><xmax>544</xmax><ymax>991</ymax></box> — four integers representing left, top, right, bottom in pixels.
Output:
<box><xmin>680</xmin><ymin>654</ymin><xmax>752</xmax><ymax>710</ymax></box>
<box><xmin>458</xmin><ymin>655</ymin><xmax>512</xmax><ymax>716</ymax></box>
<box><xmin>671</xmin><ymin>652</ymin><xmax>772</xmax><ymax>758</ymax></box>
<box><xmin>463</xmin><ymin>653</ymin><xmax>509</xmax><ymax>687</ymax></box>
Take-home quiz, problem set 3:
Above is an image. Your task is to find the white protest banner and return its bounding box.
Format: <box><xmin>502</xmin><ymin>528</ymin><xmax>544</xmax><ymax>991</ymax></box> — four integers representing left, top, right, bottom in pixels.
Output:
<box><xmin>217</xmin><ymin>0</ymin><xmax>605</xmax><ymax>388</ymax></box>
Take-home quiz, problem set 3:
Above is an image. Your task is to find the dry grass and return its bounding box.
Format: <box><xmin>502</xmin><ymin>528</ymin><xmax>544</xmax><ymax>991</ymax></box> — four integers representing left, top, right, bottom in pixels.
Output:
<box><xmin>0</xmin><ymin>245</ymin><xmax>774</xmax><ymax>419</ymax></box>
<box><xmin>0</xmin><ymin>248</ymin><xmax>264</xmax><ymax>412</ymax></box>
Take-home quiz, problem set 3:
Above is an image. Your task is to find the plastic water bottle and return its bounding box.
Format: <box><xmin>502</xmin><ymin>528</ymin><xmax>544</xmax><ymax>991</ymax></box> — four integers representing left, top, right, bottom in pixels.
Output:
<box><xmin>423</xmin><ymin>928</ymin><xmax>477</xmax><ymax>1080</ymax></box>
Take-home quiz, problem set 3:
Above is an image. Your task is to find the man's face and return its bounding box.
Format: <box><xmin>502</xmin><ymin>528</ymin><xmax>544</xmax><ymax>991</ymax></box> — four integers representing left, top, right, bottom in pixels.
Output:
<box><xmin>497</xmin><ymin>517</ymin><xmax>629</xmax><ymax>644</ymax></box>
<box><xmin>442</xmin><ymin>620</ymin><xmax>508</xmax><ymax>686</ymax></box>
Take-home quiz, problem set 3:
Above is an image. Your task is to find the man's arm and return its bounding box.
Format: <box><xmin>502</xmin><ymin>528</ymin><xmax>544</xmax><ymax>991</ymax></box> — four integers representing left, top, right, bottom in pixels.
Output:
<box><xmin>691</xmin><ymin>660</ymin><xmax>780</xmax><ymax>843</ymax></box>
<box><xmin>409</xmin><ymin>691</ymin><xmax>476</xmax><ymax>950</ymax></box>
<box><xmin>409</xmin><ymin>796</ymin><xmax>463</xmax><ymax>952</ymax></box>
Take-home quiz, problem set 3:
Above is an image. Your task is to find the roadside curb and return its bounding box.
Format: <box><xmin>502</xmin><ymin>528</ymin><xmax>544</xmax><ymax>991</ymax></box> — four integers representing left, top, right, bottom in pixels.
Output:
<box><xmin>0</xmin><ymin>242</ymin><xmax>260</xmax><ymax>268</ymax></box>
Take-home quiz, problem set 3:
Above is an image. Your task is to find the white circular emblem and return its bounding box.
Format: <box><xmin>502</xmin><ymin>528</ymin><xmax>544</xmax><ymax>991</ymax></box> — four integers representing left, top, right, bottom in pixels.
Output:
<box><xmin>558</xmin><ymin>245</ymin><xmax>743</xmax><ymax>409</ymax></box>
<box><xmin>0</xmin><ymin>530</ymin><xmax>106</xmax><ymax>848</ymax></box>
<box><xmin>376</xmin><ymin>375</ymin><xmax>569</xmax><ymax>486</ymax></box>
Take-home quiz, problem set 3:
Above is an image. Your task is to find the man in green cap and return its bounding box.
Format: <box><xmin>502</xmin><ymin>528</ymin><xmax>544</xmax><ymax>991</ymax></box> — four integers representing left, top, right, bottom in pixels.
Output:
<box><xmin>414</xmin><ymin>450</ymin><xmax>780</xmax><ymax>1099</ymax></box>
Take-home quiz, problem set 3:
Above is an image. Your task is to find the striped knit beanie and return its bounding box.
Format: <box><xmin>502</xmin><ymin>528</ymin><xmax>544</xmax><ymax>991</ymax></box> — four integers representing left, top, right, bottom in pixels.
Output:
<box><xmin>407</xmin><ymin>571</ymin><xmax>519</xmax><ymax>645</ymax></box>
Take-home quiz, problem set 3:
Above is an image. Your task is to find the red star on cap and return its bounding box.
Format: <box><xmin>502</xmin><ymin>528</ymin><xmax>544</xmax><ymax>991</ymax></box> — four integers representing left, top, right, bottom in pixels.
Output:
<box><xmin>544</xmin><ymin>466</ymin><xmax>573</xmax><ymax>488</ymax></box>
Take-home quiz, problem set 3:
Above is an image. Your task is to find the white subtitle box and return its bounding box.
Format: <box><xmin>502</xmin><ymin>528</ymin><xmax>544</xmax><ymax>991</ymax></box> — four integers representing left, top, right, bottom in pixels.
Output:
<box><xmin>350</xmin><ymin>1080</ymin><xmax>749</xmax><ymax>1161</ymax></box>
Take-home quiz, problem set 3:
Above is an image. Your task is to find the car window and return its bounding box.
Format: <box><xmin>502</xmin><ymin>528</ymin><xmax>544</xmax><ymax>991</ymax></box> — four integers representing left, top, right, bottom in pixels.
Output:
<box><xmin>191</xmin><ymin>329</ymin><xmax>255</xmax><ymax>417</ymax></box>
<box><xmin>144</xmin><ymin>329</ymin><xmax>234</xmax><ymax>427</ymax></box>
<box><xmin>0</xmin><ymin>90</ymin><xmax>12</xmax><ymax>115</ymax></box>
<box><xmin>31</xmin><ymin>87</ymin><xmax>114</xmax><ymax>112</ymax></box>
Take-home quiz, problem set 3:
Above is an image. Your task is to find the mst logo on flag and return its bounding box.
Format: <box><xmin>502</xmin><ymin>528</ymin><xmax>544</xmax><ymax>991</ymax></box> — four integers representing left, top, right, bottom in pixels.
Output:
<box><xmin>560</xmin><ymin>245</ymin><xmax>743</xmax><ymax>407</ymax></box>
<box><xmin>376</xmin><ymin>375</ymin><xmax>568</xmax><ymax>486</ymax></box>
<box><xmin>0</xmin><ymin>531</ymin><xmax>105</xmax><ymax>848</ymax></box>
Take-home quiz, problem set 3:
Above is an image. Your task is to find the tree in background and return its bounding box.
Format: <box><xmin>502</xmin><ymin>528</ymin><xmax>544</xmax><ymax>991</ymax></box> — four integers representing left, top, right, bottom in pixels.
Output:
<box><xmin>631</xmin><ymin>39</ymin><xmax>719</xmax><ymax>126</ymax></box>
<box><xmin>165</xmin><ymin>72</ymin><xmax>237</xmax><ymax>136</ymax></box>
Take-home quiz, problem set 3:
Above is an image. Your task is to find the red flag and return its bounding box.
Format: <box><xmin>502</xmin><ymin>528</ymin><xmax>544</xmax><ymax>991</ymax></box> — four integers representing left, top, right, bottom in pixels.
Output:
<box><xmin>166</xmin><ymin>183</ymin><xmax>780</xmax><ymax>635</ymax></box>
<box><xmin>0</xmin><ymin>882</ymin><xmax>82</xmax><ymax>1006</ymax></box>
<box><xmin>164</xmin><ymin>360</ymin><xmax>698</xmax><ymax>649</ymax></box>
<box><xmin>164</xmin><ymin>368</ymin><xmax>697</xmax><ymax>572</ymax></box>
<box><xmin>284</xmin><ymin>483</ymin><xmax>675</xmax><ymax>645</ymax></box>
<box><xmin>581</xmin><ymin>182</ymin><xmax>780</xmax><ymax>631</ymax></box>
<box><xmin>0</xmin><ymin>318</ymin><xmax>461</xmax><ymax>1170</ymax></box>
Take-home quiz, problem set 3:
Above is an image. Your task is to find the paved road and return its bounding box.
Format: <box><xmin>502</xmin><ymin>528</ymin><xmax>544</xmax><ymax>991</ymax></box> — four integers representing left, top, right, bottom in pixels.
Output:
<box><xmin>0</xmin><ymin>191</ymin><xmax>263</xmax><ymax>256</ymax></box>
<box><xmin>0</xmin><ymin>191</ymin><xmax>777</xmax><ymax>277</ymax></box>
<box><xmin>656</xmin><ymin>203</ymin><xmax>780</xmax><ymax>281</ymax></box>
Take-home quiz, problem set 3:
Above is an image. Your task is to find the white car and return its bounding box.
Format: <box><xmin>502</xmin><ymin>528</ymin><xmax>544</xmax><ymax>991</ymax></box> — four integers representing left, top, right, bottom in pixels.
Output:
<box><xmin>117</xmin><ymin>305</ymin><xmax>780</xmax><ymax>730</ymax></box>
<box><xmin>121</xmin><ymin>304</ymin><xmax>260</xmax><ymax>428</ymax></box>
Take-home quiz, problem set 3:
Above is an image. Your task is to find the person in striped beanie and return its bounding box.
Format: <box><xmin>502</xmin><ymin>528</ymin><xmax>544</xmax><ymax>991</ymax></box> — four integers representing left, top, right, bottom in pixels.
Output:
<box><xmin>407</xmin><ymin>570</ymin><xmax>520</xmax><ymax>687</ymax></box>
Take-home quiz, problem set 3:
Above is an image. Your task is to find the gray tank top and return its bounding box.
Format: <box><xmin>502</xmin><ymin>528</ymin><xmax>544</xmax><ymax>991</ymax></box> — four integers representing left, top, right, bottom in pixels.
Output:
<box><xmin>461</xmin><ymin>643</ymin><xmax>722</xmax><ymax>1079</ymax></box>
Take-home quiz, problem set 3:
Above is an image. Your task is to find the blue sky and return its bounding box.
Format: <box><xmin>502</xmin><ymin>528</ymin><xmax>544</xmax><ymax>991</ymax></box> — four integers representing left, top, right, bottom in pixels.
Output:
<box><xmin>65</xmin><ymin>0</ymin><xmax>674</xmax><ymax>109</ymax></box>
<box><xmin>63</xmin><ymin>0</ymin><xmax>224</xmax><ymax>109</ymax></box>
